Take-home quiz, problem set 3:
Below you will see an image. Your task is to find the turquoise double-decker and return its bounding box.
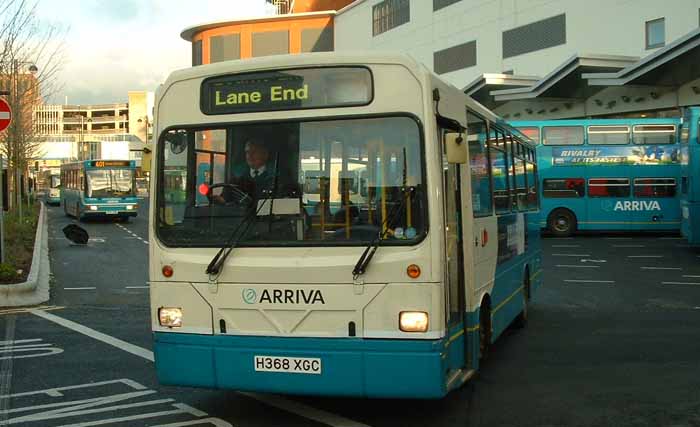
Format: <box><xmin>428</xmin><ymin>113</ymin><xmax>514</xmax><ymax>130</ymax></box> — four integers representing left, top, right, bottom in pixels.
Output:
<box><xmin>512</xmin><ymin>118</ymin><xmax>682</xmax><ymax>236</ymax></box>
<box><xmin>680</xmin><ymin>107</ymin><xmax>700</xmax><ymax>246</ymax></box>
<box><xmin>60</xmin><ymin>160</ymin><xmax>139</xmax><ymax>222</ymax></box>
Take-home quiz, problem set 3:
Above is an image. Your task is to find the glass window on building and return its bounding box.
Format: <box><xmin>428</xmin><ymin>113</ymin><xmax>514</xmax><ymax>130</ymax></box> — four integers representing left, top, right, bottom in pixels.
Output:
<box><xmin>372</xmin><ymin>0</ymin><xmax>410</xmax><ymax>36</ymax></box>
<box><xmin>646</xmin><ymin>18</ymin><xmax>665</xmax><ymax>49</ymax></box>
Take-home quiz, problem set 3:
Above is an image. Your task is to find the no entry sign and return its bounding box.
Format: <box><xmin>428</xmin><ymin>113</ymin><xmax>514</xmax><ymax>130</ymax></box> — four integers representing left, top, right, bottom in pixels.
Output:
<box><xmin>0</xmin><ymin>99</ymin><xmax>11</xmax><ymax>132</ymax></box>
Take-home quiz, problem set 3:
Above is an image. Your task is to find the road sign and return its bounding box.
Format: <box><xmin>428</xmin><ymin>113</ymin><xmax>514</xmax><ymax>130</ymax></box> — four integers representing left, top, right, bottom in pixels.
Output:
<box><xmin>0</xmin><ymin>99</ymin><xmax>11</xmax><ymax>132</ymax></box>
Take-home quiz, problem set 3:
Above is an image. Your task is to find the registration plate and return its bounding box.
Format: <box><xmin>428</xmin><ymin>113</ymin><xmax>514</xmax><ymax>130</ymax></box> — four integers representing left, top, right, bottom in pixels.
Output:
<box><xmin>254</xmin><ymin>355</ymin><xmax>321</xmax><ymax>375</ymax></box>
<box><xmin>106</xmin><ymin>211</ymin><xmax>118</xmax><ymax>215</ymax></box>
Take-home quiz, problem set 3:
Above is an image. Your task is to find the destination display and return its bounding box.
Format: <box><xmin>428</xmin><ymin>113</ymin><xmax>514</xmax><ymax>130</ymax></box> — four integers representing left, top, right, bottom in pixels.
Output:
<box><xmin>91</xmin><ymin>160</ymin><xmax>131</xmax><ymax>167</ymax></box>
<box><xmin>201</xmin><ymin>67</ymin><xmax>373</xmax><ymax>115</ymax></box>
<box><xmin>552</xmin><ymin>146</ymin><xmax>680</xmax><ymax>166</ymax></box>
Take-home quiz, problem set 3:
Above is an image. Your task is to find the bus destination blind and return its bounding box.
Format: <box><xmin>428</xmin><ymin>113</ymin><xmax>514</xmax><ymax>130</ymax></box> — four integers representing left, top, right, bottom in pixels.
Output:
<box><xmin>201</xmin><ymin>67</ymin><xmax>373</xmax><ymax>115</ymax></box>
<box><xmin>91</xmin><ymin>160</ymin><xmax>131</xmax><ymax>167</ymax></box>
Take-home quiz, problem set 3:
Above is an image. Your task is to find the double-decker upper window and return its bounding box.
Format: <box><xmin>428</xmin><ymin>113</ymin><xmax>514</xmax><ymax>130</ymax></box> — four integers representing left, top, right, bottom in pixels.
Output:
<box><xmin>632</xmin><ymin>125</ymin><xmax>676</xmax><ymax>144</ymax></box>
<box><xmin>543</xmin><ymin>126</ymin><xmax>584</xmax><ymax>145</ymax></box>
<box><xmin>587</xmin><ymin>125</ymin><xmax>630</xmax><ymax>145</ymax></box>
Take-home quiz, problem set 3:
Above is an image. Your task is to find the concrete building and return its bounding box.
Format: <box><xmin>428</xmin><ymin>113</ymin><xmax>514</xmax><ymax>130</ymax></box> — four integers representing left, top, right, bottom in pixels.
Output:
<box><xmin>177</xmin><ymin>0</ymin><xmax>700</xmax><ymax>119</ymax></box>
<box><xmin>333</xmin><ymin>0</ymin><xmax>700</xmax><ymax>118</ymax></box>
<box><xmin>181</xmin><ymin>0</ymin><xmax>353</xmax><ymax>65</ymax></box>
<box><xmin>32</xmin><ymin>91</ymin><xmax>153</xmax><ymax>170</ymax></box>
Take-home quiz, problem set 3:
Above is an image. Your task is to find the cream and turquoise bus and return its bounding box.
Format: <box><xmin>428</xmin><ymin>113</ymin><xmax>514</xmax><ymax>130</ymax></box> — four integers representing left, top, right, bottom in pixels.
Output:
<box><xmin>151</xmin><ymin>53</ymin><xmax>542</xmax><ymax>398</ymax></box>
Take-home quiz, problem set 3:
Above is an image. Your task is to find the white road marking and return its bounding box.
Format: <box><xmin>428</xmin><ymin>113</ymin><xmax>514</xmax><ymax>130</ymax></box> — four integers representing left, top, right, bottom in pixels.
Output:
<box><xmin>564</xmin><ymin>279</ymin><xmax>615</xmax><ymax>284</ymax></box>
<box><xmin>612</xmin><ymin>245</ymin><xmax>645</xmax><ymax>248</ymax></box>
<box><xmin>28</xmin><ymin>310</ymin><xmax>154</xmax><ymax>362</ymax></box>
<box><xmin>641</xmin><ymin>267</ymin><xmax>682</xmax><ymax>270</ymax></box>
<box><xmin>662</xmin><ymin>282</ymin><xmax>700</xmax><ymax>286</ymax></box>
<box><xmin>552</xmin><ymin>253</ymin><xmax>591</xmax><ymax>257</ymax></box>
<box><xmin>683</xmin><ymin>275</ymin><xmax>700</xmax><ymax>278</ymax></box>
<box><xmin>604</xmin><ymin>237</ymin><xmax>633</xmax><ymax>240</ymax></box>
<box><xmin>555</xmin><ymin>265</ymin><xmax>599</xmax><ymax>268</ymax></box>
<box><xmin>660</xmin><ymin>237</ymin><xmax>683</xmax><ymax>240</ymax></box>
<box><xmin>28</xmin><ymin>310</ymin><xmax>372</xmax><ymax>427</ymax></box>
<box><xmin>552</xmin><ymin>245</ymin><xmax>580</xmax><ymax>248</ymax></box>
<box><xmin>628</xmin><ymin>255</ymin><xmax>663</xmax><ymax>258</ymax></box>
<box><xmin>63</xmin><ymin>287</ymin><xmax>96</xmax><ymax>290</ymax></box>
<box><xmin>125</xmin><ymin>286</ymin><xmax>149</xmax><ymax>289</ymax></box>
<box><xmin>550</xmin><ymin>237</ymin><xmax>574</xmax><ymax>240</ymax></box>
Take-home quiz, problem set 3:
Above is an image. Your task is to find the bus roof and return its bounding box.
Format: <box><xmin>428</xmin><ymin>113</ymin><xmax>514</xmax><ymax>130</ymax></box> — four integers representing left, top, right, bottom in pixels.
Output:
<box><xmin>161</xmin><ymin>52</ymin><xmax>430</xmax><ymax>88</ymax></box>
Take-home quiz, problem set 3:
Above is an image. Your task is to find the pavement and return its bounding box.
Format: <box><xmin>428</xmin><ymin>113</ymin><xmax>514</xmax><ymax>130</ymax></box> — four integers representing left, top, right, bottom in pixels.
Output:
<box><xmin>1</xmin><ymin>204</ymin><xmax>700</xmax><ymax>426</ymax></box>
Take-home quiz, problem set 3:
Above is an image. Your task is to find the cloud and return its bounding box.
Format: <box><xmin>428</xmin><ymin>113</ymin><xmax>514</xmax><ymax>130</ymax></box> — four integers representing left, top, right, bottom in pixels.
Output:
<box><xmin>37</xmin><ymin>0</ymin><xmax>273</xmax><ymax>104</ymax></box>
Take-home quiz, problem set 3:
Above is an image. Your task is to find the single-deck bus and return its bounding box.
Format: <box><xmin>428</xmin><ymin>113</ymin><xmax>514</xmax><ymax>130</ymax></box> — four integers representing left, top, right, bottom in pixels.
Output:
<box><xmin>512</xmin><ymin>118</ymin><xmax>681</xmax><ymax>236</ymax></box>
<box><xmin>60</xmin><ymin>160</ymin><xmax>139</xmax><ymax>221</ymax></box>
<box><xmin>38</xmin><ymin>169</ymin><xmax>61</xmax><ymax>205</ymax></box>
<box><xmin>680</xmin><ymin>106</ymin><xmax>700</xmax><ymax>246</ymax></box>
<box><xmin>150</xmin><ymin>53</ymin><xmax>542</xmax><ymax>398</ymax></box>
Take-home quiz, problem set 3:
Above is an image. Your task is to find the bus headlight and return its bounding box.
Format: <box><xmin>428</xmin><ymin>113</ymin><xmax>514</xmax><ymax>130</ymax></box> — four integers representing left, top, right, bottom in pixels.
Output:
<box><xmin>159</xmin><ymin>307</ymin><xmax>182</xmax><ymax>327</ymax></box>
<box><xmin>399</xmin><ymin>311</ymin><xmax>428</xmax><ymax>332</ymax></box>
<box><xmin>126</xmin><ymin>205</ymin><xmax>135</xmax><ymax>210</ymax></box>
<box><xmin>89</xmin><ymin>205</ymin><xmax>98</xmax><ymax>211</ymax></box>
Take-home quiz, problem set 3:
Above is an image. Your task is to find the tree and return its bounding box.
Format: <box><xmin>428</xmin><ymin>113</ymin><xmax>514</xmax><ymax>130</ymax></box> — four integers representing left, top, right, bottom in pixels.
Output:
<box><xmin>0</xmin><ymin>0</ymin><xmax>66</xmax><ymax>209</ymax></box>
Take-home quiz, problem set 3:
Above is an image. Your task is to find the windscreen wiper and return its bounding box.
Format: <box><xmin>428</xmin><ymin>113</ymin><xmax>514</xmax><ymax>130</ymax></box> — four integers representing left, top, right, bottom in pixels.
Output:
<box><xmin>353</xmin><ymin>147</ymin><xmax>411</xmax><ymax>280</ymax></box>
<box><xmin>205</xmin><ymin>192</ymin><xmax>273</xmax><ymax>278</ymax></box>
<box><xmin>352</xmin><ymin>186</ymin><xmax>412</xmax><ymax>280</ymax></box>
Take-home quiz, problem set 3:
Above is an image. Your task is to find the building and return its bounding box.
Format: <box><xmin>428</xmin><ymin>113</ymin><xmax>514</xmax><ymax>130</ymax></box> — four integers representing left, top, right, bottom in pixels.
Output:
<box><xmin>32</xmin><ymin>91</ymin><xmax>153</xmax><ymax>170</ymax></box>
<box><xmin>181</xmin><ymin>0</ymin><xmax>353</xmax><ymax>65</ymax></box>
<box><xmin>178</xmin><ymin>0</ymin><xmax>700</xmax><ymax>119</ymax></box>
<box><xmin>333</xmin><ymin>0</ymin><xmax>700</xmax><ymax>118</ymax></box>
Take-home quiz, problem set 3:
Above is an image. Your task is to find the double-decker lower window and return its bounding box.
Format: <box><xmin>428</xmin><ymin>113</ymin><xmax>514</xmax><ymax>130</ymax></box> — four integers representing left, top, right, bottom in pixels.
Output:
<box><xmin>543</xmin><ymin>178</ymin><xmax>585</xmax><ymax>198</ymax></box>
<box><xmin>634</xmin><ymin>178</ymin><xmax>676</xmax><ymax>197</ymax></box>
<box><xmin>588</xmin><ymin>178</ymin><xmax>630</xmax><ymax>197</ymax></box>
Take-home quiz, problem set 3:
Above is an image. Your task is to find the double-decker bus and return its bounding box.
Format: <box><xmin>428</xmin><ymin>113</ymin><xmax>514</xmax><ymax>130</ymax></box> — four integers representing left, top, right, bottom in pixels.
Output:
<box><xmin>150</xmin><ymin>53</ymin><xmax>542</xmax><ymax>398</ymax></box>
<box><xmin>512</xmin><ymin>118</ymin><xmax>681</xmax><ymax>236</ymax></box>
<box><xmin>60</xmin><ymin>160</ymin><xmax>139</xmax><ymax>221</ymax></box>
<box><xmin>680</xmin><ymin>106</ymin><xmax>700</xmax><ymax>246</ymax></box>
<box><xmin>38</xmin><ymin>169</ymin><xmax>61</xmax><ymax>205</ymax></box>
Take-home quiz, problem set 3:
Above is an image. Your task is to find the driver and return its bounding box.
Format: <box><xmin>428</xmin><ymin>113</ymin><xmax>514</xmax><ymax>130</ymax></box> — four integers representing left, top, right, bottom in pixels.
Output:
<box><xmin>213</xmin><ymin>139</ymin><xmax>276</xmax><ymax>204</ymax></box>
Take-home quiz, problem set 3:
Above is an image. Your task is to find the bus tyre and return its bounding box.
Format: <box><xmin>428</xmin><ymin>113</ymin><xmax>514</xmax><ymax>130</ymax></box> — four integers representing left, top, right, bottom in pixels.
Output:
<box><xmin>479</xmin><ymin>302</ymin><xmax>491</xmax><ymax>362</ymax></box>
<box><xmin>548</xmin><ymin>209</ymin><xmax>576</xmax><ymax>237</ymax></box>
<box><xmin>513</xmin><ymin>273</ymin><xmax>530</xmax><ymax>329</ymax></box>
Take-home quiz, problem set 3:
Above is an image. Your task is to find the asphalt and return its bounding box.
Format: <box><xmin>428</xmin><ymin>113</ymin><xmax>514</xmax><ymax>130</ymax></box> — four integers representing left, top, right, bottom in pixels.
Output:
<box><xmin>1</xmin><ymin>205</ymin><xmax>700</xmax><ymax>427</ymax></box>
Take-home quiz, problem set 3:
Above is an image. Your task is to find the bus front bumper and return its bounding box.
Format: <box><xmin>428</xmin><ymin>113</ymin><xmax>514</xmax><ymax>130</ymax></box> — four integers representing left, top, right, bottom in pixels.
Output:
<box><xmin>83</xmin><ymin>205</ymin><xmax>138</xmax><ymax>217</ymax></box>
<box><xmin>153</xmin><ymin>332</ymin><xmax>448</xmax><ymax>398</ymax></box>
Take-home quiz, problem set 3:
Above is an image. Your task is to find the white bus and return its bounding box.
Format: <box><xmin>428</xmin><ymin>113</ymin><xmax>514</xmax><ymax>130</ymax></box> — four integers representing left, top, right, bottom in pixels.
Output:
<box><xmin>150</xmin><ymin>53</ymin><xmax>542</xmax><ymax>398</ymax></box>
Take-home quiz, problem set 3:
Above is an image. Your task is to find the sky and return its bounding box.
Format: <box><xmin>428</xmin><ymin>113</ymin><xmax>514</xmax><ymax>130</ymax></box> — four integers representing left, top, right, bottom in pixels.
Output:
<box><xmin>35</xmin><ymin>0</ymin><xmax>275</xmax><ymax>105</ymax></box>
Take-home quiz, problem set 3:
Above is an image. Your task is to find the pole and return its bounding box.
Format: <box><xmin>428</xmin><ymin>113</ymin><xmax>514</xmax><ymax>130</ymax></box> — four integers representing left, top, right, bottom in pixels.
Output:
<box><xmin>16</xmin><ymin>162</ymin><xmax>22</xmax><ymax>222</ymax></box>
<box><xmin>0</xmin><ymin>154</ymin><xmax>5</xmax><ymax>264</ymax></box>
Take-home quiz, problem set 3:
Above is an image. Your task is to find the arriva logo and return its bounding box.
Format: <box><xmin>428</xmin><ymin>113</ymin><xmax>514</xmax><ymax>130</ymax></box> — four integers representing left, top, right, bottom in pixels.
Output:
<box><xmin>241</xmin><ymin>288</ymin><xmax>326</xmax><ymax>305</ymax></box>
<box><xmin>242</xmin><ymin>288</ymin><xmax>257</xmax><ymax>304</ymax></box>
<box><xmin>614</xmin><ymin>201</ymin><xmax>661</xmax><ymax>211</ymax></box>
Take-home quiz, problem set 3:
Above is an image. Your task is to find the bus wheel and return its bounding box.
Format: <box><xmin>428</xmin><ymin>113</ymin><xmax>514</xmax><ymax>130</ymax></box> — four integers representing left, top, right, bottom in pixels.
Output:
<box><xmin>548</xmin><ymin>209</ymin><xmax>576</xmax><ymax>237</ymax></box>
<box><xmin>513</xmin><ymin>272</ymin><xmax>530</xmax><ymax>329</ymax></box>
<box><xmin>479</xmin><ymin>302</ymin><xmax>491</xmax><ymax>362</ymax></box>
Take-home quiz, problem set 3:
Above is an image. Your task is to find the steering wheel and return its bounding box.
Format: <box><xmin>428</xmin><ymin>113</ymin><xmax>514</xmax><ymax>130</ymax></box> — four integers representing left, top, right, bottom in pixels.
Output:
<box><xmin>207</xmin><ymin>183</ymin><xmax>252</xmax><ymax>206</ymax></box>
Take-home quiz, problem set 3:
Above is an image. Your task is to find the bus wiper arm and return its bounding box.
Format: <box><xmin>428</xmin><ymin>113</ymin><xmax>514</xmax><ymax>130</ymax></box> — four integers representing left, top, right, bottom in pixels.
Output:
<box><xmin>205</xmin><ymin>193</ymin><xmax>273</xmax><ymax>278</ymax></box>
<box><xmin>352</xmin><ymin>187</ymin><xmax>411</xmax><ymax>280</ymax></box>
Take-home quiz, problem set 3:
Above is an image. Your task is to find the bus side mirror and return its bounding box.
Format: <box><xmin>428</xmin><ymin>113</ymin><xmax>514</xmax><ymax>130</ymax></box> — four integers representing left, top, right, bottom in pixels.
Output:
<box><xmin>445</xmin><ymin>132</ymin><xmax>467</xmax><ymax>164</ymax></box>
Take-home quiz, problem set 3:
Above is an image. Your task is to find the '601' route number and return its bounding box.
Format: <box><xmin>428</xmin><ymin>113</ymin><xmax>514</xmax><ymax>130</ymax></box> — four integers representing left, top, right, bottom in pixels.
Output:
<box><xmin>254</xmin><ymin>356</ymin><xmax>322</xmax><ymax>375</ymax></box>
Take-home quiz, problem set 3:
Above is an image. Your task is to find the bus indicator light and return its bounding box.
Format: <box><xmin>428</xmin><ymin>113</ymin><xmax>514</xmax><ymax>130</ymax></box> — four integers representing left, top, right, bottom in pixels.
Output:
<box><xmin>399</xmin><ymin>311</ymin><xmax>428</xmax><ymax>332</ymax></box>
<box><xmin>407</xmin><ymin>264</ymin><xmax>421</xmax><ymax>279</ymax></box>
<box><xmin>162</xmin><ymin>265</ymin><xmax>174</xmax><ymax>278</ymax></box>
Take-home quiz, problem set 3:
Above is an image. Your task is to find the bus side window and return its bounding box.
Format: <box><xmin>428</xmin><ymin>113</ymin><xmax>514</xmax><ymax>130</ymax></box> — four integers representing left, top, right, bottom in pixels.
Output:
<box><xmin>490</xmin><ymin>146</ymin><xmax>510</xmax><ymax>214</ymax></box>
<box><xmin>466</xmin><ymin>110</ymin><xmax>492</xmax><ymax>217</ymax></box>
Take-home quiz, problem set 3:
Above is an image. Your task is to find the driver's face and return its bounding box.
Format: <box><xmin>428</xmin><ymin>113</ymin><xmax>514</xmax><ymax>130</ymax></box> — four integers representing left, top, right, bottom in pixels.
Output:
<box><xmin>245</xmin><ymin>142</ymin><xmax>269</xmax><ymax>170</ymax></box>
